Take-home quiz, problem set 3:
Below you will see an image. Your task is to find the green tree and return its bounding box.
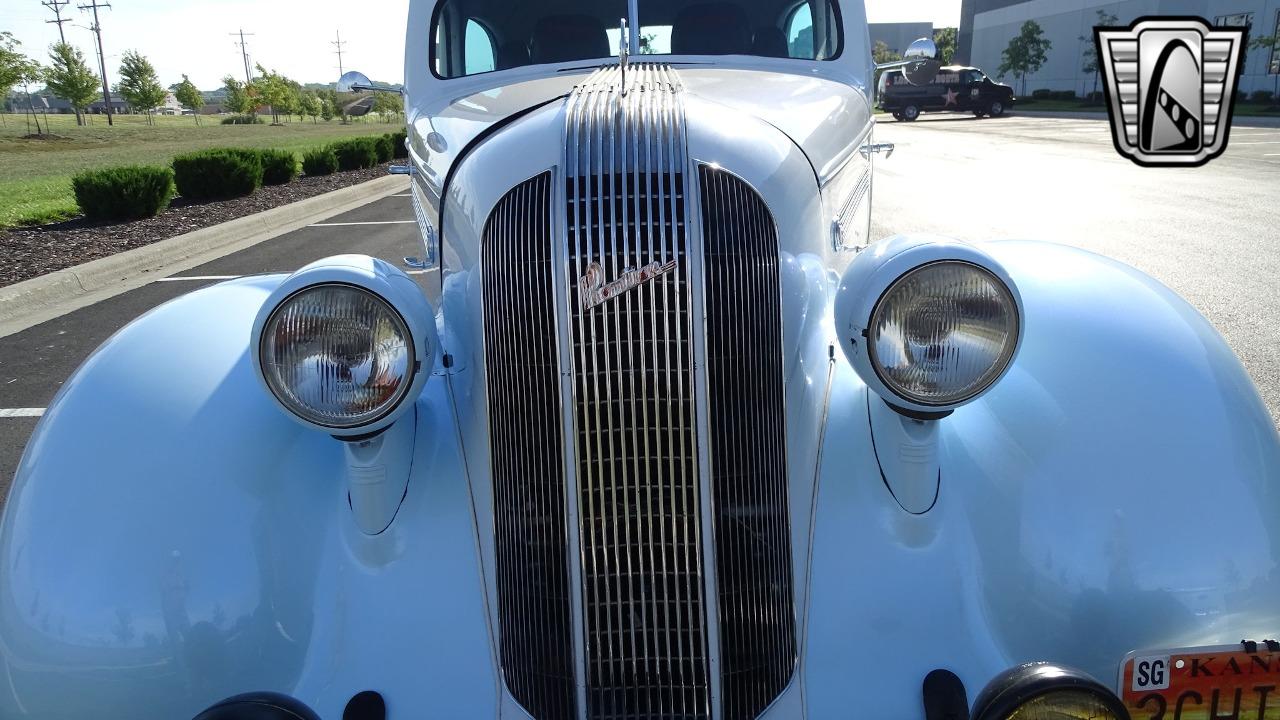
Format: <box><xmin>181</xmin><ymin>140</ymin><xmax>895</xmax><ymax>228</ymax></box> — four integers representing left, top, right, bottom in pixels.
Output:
<box><xmin>254</xmin><ymin>64</ymin><xmax>300</xmax><ymax>125</ymax></box>
<box><xmin>43</xmin><ymin>42</ymin><xmax>100</xmax><ymax>126</ymax></box>
<box><xmin>319</xmin><ymin>95</ymin><xmax>335</xmax><ymax>121</ymax></box>
<box><xmin>117</xmin><ymin>50</ymin><xmax>167</xmax><ymax>125</ymax></box>
<box><xmin>299</xmin><ymin>90</ymin><xmax>322</xmax><ymax>123</ymax></box>
<box><xmin>1251</xmin><ymin>33</ymin><xmax>1280</xmax><ymax>105</ymax></box>
<box><xmin>1079</xmin><ymin>9</ymin><xmax>1118</xmax><ymax>102</ymax></box>
<box><xmin>998</xmin><ymin>20</ymin><xmax>1052</xmax><ymax>97</ymax></box>
<box><xmin>873</xmin><ymin>39</ymin><xmax>902</xmax><ymax>65</ymax></box>
<box><xmin>173</xmin><ymin>74</ymin><xmax>203</xmax><ymax>125</ymax></box>
<box><xmin>0</xmin><ymin>32</ymin><xmax>41</xmax><ymax>128</ymax></box>
<box><xmin>222</xmin><ymin>75</ymin><xmax>257</xmax><ymax>115</ymax></box>
<box><xmin>933</xmin><ymin>27</ymin><xmax>957</xmax><ymax>65</ymax></box>
<box><xmin>372</xmin><ymin>91</ymin><xmax>403</xmax><ymax>122</ymax></box>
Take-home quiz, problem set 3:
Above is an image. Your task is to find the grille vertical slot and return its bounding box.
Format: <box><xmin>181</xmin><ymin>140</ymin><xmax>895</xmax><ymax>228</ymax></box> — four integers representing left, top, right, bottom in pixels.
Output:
<box><xmin>566</xmin><ymin>64</ymin><xmax>712</xmax><ymax>720</ymax></box>
<box><xmin>699</xmin><ymin>165</ymin><xmax>797</xmax><ymax>719</ymax></box>
<box><xmin>482</xmin><ymin>171</ymin><xmax>576</xmax><ymax>720</ymax></box>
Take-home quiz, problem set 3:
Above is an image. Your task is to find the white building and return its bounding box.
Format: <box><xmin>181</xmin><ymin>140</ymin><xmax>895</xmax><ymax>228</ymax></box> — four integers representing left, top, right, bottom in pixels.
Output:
<box><xmin>958</xmin><ymin>0</ymin><xmax>1280</xmax><ymax>97</ymax></box>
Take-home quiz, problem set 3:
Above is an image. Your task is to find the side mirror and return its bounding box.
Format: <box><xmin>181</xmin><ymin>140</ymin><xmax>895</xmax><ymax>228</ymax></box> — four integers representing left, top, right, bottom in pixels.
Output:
<box><xmin>875</xmin><ymin>37</ymin><xmax>943</xmax><ymax>87</ymax></box>
<box><xmin>337</xmin><ymin>70</ymin><xmax>372</xmax><ymax>93</ymax></box>
<box><xmin>337</xmin><ymin>69</ymin><xmax>401</xmax><ymax>94</ymax></box>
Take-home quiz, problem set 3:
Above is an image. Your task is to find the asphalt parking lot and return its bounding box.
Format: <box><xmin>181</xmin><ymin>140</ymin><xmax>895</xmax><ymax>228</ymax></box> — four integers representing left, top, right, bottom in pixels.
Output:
<box><xmin>1</xmin><ymin>113</ymin><xmax>1278</xmax><ymax>500</ymax></box>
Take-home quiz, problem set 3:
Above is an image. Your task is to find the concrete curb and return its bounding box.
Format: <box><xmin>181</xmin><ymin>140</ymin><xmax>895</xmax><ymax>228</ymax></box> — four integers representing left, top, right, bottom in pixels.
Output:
<box><xmin>0</xmin><ymin>174</ymin><xmax>409</xmax><ymax>338</ymax></box>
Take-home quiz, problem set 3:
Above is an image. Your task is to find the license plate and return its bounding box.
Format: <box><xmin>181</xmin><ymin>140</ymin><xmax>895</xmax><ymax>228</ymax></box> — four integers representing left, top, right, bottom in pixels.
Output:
<box><xmin>1120</xmin><ymin>644</ymin><xmax>1280</xmax><ymax>719</ymax></box>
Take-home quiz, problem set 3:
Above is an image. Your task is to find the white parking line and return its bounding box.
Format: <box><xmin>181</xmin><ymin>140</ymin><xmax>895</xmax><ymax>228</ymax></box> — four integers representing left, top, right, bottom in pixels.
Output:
<box><xmin>0</xmin><ymin>408</ymin><xmax>44</xmax><ymax>418</ymax></box>
<box><xmin>1231</xmin><ymin>140</ymin><xmax>1280</xmax><ymax>145</ymax></box>
<box><xmin>309</xmin><ymin>220</ymin><xmax>417</xmax><ymax>227</ymax></box>
<box><xmin>156</xmin><ymin>275</ymin><xmax>242</xmax><ymax>282</ymax></box>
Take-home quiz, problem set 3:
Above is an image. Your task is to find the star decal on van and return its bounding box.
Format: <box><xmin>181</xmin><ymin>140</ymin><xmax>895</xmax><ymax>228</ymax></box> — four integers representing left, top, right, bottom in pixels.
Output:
<box><xmin>942</xmin><ymin>88</ymin><xmax>959</xmax><ymax>107</ymax></box>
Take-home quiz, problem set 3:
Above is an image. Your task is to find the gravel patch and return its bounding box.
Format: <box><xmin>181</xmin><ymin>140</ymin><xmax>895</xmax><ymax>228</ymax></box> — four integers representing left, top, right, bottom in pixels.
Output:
<box><xmin>0</xmin><ymin>163</ymin><xmax>394</xmax><ymax>288</ymax></box>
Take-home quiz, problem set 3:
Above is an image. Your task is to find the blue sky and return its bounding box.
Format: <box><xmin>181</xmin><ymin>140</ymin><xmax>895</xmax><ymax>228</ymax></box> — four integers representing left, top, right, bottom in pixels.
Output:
<box><xmin>4</xmin><ymin>0</ymin><xmax>960</xmax><ymax>90</ymax></box>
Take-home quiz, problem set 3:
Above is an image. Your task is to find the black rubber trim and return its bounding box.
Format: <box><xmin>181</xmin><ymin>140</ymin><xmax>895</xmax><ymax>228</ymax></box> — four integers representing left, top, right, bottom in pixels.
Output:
<box><xmin>924</xmin><ymin>669</ymin><xmax>971</xmax><ymax>720</ymax></box>
<box><xmin>885</xmin><ymin>399</ymin><xmax>953</xmax><ymax>422</ymax></box>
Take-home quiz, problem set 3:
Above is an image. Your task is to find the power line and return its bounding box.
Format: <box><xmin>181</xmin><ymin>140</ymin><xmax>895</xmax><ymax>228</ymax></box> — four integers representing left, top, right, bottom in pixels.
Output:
<box><xmin>332</xmin><ymin>30</ymin><xmax>347</xmax><ymax>76</ymax></box>
<box><xmin>42</xmin><ymin>0</ymin><xmax>72</xmax><ymax>44</ymax></box>
<box><xmin>230</xmin><ymin>28</ymin><xmax>254</xmax><ymax>85</ymax></box>
<box><xmin>76</xmin><ymin>0</ymin><xmax>113</xmax><ymax>126</ymax></box>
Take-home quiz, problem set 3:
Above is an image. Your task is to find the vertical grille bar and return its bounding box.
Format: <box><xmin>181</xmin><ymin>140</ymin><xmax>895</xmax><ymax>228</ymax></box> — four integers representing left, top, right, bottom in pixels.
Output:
<box><xmin>482</xmin><ymin>171</ymin><xmax>577</xmax><ymax>720</ymax></box>
<box><xmin>700</xmin><ymin>164</ymin><xmax>797</xmax><ymax>720</ymax></box>
<box><xmin>566</xmin><ymin>64</ymin><xmax>711</xmax><ymax>720</ymax></box>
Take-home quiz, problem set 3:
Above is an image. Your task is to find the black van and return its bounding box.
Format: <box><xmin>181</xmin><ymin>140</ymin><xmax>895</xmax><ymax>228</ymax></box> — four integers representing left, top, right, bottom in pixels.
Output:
<box><xmin>879</xmin><ymin>65</ymin><xmax>1016</xmax><ymax>121</ymax></box>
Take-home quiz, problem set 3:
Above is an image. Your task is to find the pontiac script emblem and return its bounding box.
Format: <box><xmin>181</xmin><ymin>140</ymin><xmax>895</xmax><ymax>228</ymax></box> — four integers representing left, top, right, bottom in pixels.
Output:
<box><xmin>579</xmin><ymin>260</ymin><xmax>677</xmax><ymax>311</ymax></box>
<box><xmin>1095</xmin><ymin>17</ymin><xmax>1246</xmax><ymax>167</ymax></box>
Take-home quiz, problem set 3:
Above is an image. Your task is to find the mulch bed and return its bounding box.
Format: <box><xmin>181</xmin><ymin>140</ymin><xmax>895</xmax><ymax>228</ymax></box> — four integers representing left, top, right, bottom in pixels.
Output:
<box><xmin>0</xmin><ymin>162</ymin><xmax>395</xmax><ymax>288</ymax></box>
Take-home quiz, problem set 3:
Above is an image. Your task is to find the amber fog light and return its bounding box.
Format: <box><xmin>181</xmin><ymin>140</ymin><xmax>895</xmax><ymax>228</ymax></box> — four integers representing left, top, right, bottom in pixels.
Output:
<box><xmin>972</xmin><ymin>662</ymin><xmax>1131</xmax><ymax>720</ymax></box>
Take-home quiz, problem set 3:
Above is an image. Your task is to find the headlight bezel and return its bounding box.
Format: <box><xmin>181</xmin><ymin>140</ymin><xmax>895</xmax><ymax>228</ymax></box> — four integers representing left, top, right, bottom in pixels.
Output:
<box><xmin>251</xmin><ymin>255</ymin><xmax>437</xmax><ymax>438</ymax></box>
<box><xmin>835</xmin><ymin>236</ymin><xmax>1025</xmax><ymax>415</ymax></box>
<box><xmin>258</xmin><ymin>281</ymin><xmax>418</xmax><ymax>431</ymax></box>
<box><xmin>866</xmin><ymin>259</ymin><xmax>1021</xmax><ymax>409</ymax></box>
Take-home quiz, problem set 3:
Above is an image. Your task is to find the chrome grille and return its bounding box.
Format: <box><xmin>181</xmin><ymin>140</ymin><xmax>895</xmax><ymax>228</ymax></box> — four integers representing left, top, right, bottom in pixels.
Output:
<box><xmin>482</xmin><ymin>171</ymin><xmax>576</xmax><ymax>720</ymax></box>
<box><xmin>566</xmin><ymin>64</ymin><xmax>712</xmax><ymax>720</ymax></box>
<box><xmin>700</xmin><ymin>165</ymin><xmax>796</xmax><ymax>720</ymax></box>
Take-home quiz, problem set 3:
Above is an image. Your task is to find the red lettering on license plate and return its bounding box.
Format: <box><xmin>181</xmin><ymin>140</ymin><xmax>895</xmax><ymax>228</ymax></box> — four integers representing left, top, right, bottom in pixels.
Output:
<box><xmin>1121</xmin><ymin>646</ymin><xmax>1280</xmax><ymax>720</ymax></box>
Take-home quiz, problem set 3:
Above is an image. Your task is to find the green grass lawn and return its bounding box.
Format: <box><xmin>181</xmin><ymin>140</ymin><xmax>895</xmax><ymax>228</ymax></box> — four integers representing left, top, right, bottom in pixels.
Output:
<box><xmin>0</xmin><ymin>113</ymin><xmax>401</xmax><ymax>227</ymax></box>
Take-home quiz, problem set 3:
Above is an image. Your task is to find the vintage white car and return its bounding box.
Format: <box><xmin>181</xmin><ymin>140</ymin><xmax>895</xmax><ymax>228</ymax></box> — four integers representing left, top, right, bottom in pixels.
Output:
<box><xmin>1</xmin><ymin>1</ymin><xmax>1278</xmax><ymax>719</ymax></box>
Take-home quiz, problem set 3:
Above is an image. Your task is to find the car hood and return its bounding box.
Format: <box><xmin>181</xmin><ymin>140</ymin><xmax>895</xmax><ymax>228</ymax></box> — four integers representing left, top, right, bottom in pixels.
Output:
<box><xmin>414</xmin><ymin>66</ymin><xmax>871</xmax><ymax>186</ymax></box>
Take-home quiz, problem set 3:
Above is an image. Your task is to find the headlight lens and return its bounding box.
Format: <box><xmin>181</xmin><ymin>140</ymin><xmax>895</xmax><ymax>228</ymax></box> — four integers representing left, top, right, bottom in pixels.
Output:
<box><xmin>869</xmin><ymin>261</ymin><xmax>1019</xmax><ymax>406</ymax></box>
<box><xmin>1003</xmin><ymin>690</ymin><xmax>1125</xmax><ymax>719</ymax></box>
<box><xmin>260</xmin><ymin>284</ymin><xmax>415</xmax><ymax>429</ymax></box>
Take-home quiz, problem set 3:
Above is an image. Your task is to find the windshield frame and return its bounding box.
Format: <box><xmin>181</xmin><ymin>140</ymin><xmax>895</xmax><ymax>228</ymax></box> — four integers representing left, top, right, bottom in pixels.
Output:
<box><xmin>427</xmin><ymin>0</ymin><xmax>845</xmax><ymax>81</ymax></box>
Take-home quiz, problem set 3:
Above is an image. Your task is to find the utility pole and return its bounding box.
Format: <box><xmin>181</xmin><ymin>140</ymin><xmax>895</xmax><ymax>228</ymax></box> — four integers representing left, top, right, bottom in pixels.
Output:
<box><xmin>332</xmin><ymin>30</ymin><xmax>347</xmax><ymax>76</ymax></box>
<box><xmin>42</xmin><ymin>0</ymin><xmax>71</xmax><ymax>44</ymax></box>
<box><xmin>230</xmin><ymin>29</ymin><xmax>254</xmax><ymax>85</ymax></box>
<box><xmin>77</xmin><ymin>0</ymin><xmax>113</xmax><ymax>126</ymax></box>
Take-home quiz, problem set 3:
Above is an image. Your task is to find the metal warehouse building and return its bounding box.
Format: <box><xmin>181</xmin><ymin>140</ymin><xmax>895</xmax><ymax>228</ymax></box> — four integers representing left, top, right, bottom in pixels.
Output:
<box><xmin>957</xmin><ymin>0</ymin><xmax>1280</xmax><ymax>96</ymax></box>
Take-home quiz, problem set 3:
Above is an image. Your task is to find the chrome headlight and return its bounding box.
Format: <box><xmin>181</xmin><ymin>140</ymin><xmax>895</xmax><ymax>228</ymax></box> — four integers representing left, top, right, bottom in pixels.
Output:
<box><xmin>836</xmin><ymin>236</ymin><xmax>1023</xmax><ymax>415</ymax></box>
<box><xmin>972</xmin><ymin>662</ymin><xmax>1130</xmax><ymax>720</ymax></box>
<box><xmin>252</xmin><ymin>255</ymin><xmax>436</xmax><ymax>436</ymax></box>
<box><xmin>261</xmin><ymin>284</ymin><xmax>414</xmax><ymax>429</ymax></box>
<box><xmin>869</xmin><ymin>261</ymin><xmax>1019</xmax><ymax>407</ymax></box>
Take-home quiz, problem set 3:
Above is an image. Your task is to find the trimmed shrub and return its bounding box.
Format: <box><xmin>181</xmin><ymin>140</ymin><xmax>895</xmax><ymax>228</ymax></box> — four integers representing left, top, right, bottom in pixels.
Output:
<box><xmin>331</xmin><ymin>138</ymin><xmax>379</xmax><ymax>171</ymax></box>
<box><xmin>172</xmin><ymin>148</ymin><xmax>263</xmax><ymax>200</ymax></box>
<box><xmin>374</xmin><ymin>134</ymin><xmax>395</xmax><ymax>163</ymax></box>
<box><xmin>72</xmin><ymin>165</ymin><xmax>175</xmax><ymax>221</ymax></box>
<box><xmin>1031</xmin><ymin>88</ymin><xmax>1054</xmax><ymax>99</ymax></box>
<box><xmin>302</xmin><ymin>147</ymin><xmax>339</xmax><ymax>176</ymax></box>
<box><xmin>1251</xmin><ymin>90</ymin><xmax>1275</xmax><ymax>105</ymax></box>
<box><xmin>220</xmin><ymin>114</ymin><xmax>264</xmax><ymax>125</ymax></box>
<box><xmin>258</xmin><ymin>149</ymin><xmax>300</xmax><ymax>185</ymax></box>
<box><xmin>389</xmin><ymin>130</ymin><xmax>409</xmax><ymax>159</ymax></box>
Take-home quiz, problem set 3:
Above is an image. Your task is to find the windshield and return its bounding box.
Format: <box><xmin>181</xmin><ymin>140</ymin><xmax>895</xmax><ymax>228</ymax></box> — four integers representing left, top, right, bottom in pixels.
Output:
<box><xmin>432</xmin><ymin>0</ymin><xmax>842</xmax><ymax>78</ymax></box>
